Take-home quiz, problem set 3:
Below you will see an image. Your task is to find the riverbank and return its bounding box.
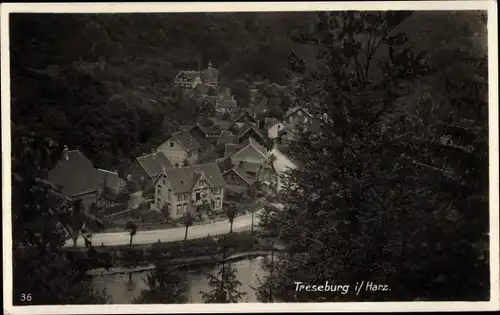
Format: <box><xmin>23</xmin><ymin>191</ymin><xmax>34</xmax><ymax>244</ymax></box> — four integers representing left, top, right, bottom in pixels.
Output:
<box><xmin>87</xmin><ymin>250</ymin><xmax>274</xmax><ymax>276</ymax></box>
<box><xmin>64</xmin><ymin>230</ymin><xmax>282</xmax><ymax>272</ymax></box>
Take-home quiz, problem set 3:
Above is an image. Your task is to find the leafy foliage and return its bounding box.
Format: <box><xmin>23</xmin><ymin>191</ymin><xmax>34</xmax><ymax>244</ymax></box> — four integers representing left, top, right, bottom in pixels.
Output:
<box><xmin>125</xmin><ymin>221</ymin><xmax>138</xmax><ymax>246</ymax></box>
<box><xmin>200</xmin><ymin>247</ymin><xmax>247</xmax><ymax>303</ymax></box>
<box><xmin>226</xmin><ymin>204</ymin><xmax>238</xmax><ymax>233</ymax></box>
<box><xmin>133</xmin><ymin>260</ymin><xmax>189</xmax><ymax>304</ymax></box>
<box><xmin>183</xmin><ymin>212</ymin><xmax>194</xmax><ymax>241</ymax></box>
<box><xmin>257</xmin><ymin>11</ymin><xmax>489</xmax><ymax>302</ymax></box>
<box><xmin>11</xmin><ymin>128</ymin><xmax>110</xmax><ymax>305</ymax></box>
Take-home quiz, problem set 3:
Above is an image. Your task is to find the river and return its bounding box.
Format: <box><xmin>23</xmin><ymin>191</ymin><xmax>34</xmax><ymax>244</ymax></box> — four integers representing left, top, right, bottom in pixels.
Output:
<box><xmin>92</xmin><ymin>256</ymin><xmax>270</xmax><ymax>304</ymax></box>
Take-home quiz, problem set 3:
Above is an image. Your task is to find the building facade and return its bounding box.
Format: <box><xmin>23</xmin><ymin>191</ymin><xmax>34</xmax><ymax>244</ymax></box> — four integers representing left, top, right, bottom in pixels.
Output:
<box><xmin>154</xmin><ymin>163</ymin><xmax>225</xmax><ymax>219</ymax></box>
<box><xmin>157</xmin><ymin>132</ymin><xmax>201</xmax><ymax>167</ymax></box>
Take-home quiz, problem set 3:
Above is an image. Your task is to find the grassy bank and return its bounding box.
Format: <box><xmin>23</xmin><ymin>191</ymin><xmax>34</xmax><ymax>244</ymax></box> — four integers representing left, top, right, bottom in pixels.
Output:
<box><xmin>63</xmin><ymin>231</ymin><xmax>276</xmax><ymax>270</ymax></box>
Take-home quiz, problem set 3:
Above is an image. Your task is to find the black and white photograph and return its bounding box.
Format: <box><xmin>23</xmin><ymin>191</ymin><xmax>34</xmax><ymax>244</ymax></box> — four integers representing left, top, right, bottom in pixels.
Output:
<box><xmin>2</xmin><ymin>1</ymin><xmax>498</xmax><ymax>314</ymax></box>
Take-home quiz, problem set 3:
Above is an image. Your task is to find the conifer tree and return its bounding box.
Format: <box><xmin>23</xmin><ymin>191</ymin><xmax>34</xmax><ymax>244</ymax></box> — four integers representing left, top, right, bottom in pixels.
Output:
<box><xmin>256</xmin><ymin>11</ymin><xmax>488</xmax><ymax>302</ymax></box>
<box><xmin>133</xmin><ymin>260</ymin><xmax>189</xmax><ymax>304</ymax></box>
<box><xmin>200</xmin><ymin>246</ymin><xmax>247</xmax><ymax>303</ymax></box>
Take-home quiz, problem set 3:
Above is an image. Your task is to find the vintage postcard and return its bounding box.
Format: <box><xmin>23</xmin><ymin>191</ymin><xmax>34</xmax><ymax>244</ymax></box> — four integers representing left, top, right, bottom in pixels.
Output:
<box><xmin>2</xmin><ymin>1</ymin><xmax>499</xmax><ymax>314</ymax></box>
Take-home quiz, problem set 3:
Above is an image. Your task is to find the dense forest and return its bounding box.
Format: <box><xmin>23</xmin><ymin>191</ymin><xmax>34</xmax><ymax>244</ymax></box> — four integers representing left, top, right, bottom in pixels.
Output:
<box><xmin>9</xmin><ymin>10</ymin><xmax>490</xmax><ymax>305</ymax></box>
<box><xmin>257</xmin><ymin>10</ymin><xmax>489</xmax><ymax>301</ymax></box>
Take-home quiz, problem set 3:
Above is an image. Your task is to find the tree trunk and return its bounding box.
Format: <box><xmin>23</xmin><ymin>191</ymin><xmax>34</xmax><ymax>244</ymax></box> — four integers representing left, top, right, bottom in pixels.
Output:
<box><xmin>72</xmin><ymin>236</ymin><xmax>77</xmax><ymax>247</ymax></box>
<box><xmin>184</xmin><ymin>227</ymin><xmax>188</xmax><ymax>241</ymax></box>
<box><xmin>230</xmin><ymin>221</ymin><xmax>233</xmax><ymax>233</ymax></box>
<box><xmin>129</xmin><ymin>234</ymin><xmax>133</xmax><ymax>246</ymax></box>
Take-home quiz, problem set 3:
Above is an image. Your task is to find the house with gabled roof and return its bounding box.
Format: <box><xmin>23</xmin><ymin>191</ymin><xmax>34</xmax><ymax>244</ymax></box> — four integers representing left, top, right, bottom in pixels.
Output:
<box><xmin>174</xmin><ymin>62</ymin><xmax>220</xmax><ymax>90</ymax></box>
<box><xmin>180</xmin><ymin>123</ymin><xmax>211</xmax><ymax>148</ymax></box>
<box><xmin>195</xmin><ymin>96</ymin><xmax>217</xmax><ymax>117</ymax></box>
<box><xmin>158</xmin><ymin>131</ymin><xmax>202</xmax><ymax>167</ymax></box>
<box><xmin>48</xmin><ymin>146</ymin><xmax>102</xmax><ymax>211</ymax></box>
<box><xmin>199</xmin><ymin>61</ymin><xmax>220</xmax><ymax>89</ymax></box>
<box><xmin>264</xmin><ymin>117</ymin><xmax>286</xmax><ymax>140</ymax></box>
<box><xmin>216</xmin><ymin>90</ymin><xmax>238</xmax><ymax>114</ymax></box>
<box><xmin>153</xmin><ymin>163</ymin><xmax>225</xmax><ymax>218</ymax></box>
<box><xmin>223</xmin><ymin>164</ymin><xmax>259</xmax><ymax>195</ymax></box>
<box><xmin>228</xmin><ymin>110</ymin><xmax>258</xmax><ymax>133</ymax></box>
<box><xmin>283</xmin><ymin>106</ymin><xmax>313</xmax><ymax>126</ymax></box>
<box><xmin>122</xmin><ymin>150</ymin><xmax>174</xmax><ymax>191</ymax></box>
<box><xmin>236</xmin><ymin>123</ymin><xmax>268</xmax><ymax>147</ymax></box>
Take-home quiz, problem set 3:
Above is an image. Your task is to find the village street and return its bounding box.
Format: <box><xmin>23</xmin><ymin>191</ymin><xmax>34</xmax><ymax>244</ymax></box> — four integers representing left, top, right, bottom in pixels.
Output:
<box><xmin>66</xmin><ymin>208</ymin><xmax>268</xmax><ymax>247</ymax></box>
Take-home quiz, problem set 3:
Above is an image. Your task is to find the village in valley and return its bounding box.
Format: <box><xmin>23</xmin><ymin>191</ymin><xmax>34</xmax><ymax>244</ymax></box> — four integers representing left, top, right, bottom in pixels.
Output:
<box><xmin>48</xmin><ymin>61</ymin><xmax>314</xmax><ymax>245</ymax></box>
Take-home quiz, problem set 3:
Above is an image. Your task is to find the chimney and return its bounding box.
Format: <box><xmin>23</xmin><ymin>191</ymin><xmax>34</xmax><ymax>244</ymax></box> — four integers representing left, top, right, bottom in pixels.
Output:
<box><xmin>62</xmin><ymin>145</ymin><xmax>69</xmax><ymax>160</ymax></box>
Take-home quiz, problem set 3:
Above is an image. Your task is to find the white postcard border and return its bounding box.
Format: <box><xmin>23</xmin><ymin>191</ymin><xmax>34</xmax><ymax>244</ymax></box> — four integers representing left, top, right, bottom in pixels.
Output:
<box><xmin>2</xmin><ymin>1</ymin><xmax>498</xmax><ymax>314</ymax></box>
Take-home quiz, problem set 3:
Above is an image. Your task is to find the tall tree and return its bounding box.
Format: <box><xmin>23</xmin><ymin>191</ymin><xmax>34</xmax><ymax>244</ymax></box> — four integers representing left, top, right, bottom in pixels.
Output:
<box><xmin>183</xmin><ymin>212</ymin><xmax>194</xmax><ymax>241</ymax></box>
<box><xmin>200</xmin><ymin>247</ymin><xmax>247</xmax><ymax>303</ymax></box>
<box><xmin>133</xmin><ymin>260</ymin><xmax>189</xmax><ymax>304</ymax></box>
<box><xmin>226</xmin><ymin>204</ymin><xmax>238</xmax><ymax>233</ymax></box>
<box><xmin>125</xmin><ymin>221</ymin><xmax>138</xmax><ymax>246</ymax></box>
<box><xmin>255</xmin><ymin>10</ymin><xmax>481</xmax><ymax>302</ymax></box>
<box><xmin>11</xmin><ymin>128</ymin><xmax>110</xmax><ymax>305</ymax></box>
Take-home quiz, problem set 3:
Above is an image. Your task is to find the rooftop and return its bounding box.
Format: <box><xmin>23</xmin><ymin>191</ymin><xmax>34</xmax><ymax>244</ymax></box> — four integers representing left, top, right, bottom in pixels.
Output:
<box><xmin>162</xmin><ymin>163</ymin><xmax>225</xmax><ymax>194</ymax></box>
<box><xmin>137</xmin><ymin>151</ymin><xmax>174</xmax><ymax>178</ymax></box>
<box><xmin>48</xmin><ymin>149</ymin><xmax>101</xmax><ymax>197</ymax></box>
<box><xmin>172</xmin><ymin>131</ymin><xmax>202</xmax><ymax>151</ymax></box>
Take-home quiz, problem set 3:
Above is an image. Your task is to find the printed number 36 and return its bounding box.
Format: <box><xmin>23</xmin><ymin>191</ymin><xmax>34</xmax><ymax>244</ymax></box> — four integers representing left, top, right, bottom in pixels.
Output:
<box><xmin>21</xmin><ymin>293</ymin><xmax>32</xmax><ymax>302</ymax></box>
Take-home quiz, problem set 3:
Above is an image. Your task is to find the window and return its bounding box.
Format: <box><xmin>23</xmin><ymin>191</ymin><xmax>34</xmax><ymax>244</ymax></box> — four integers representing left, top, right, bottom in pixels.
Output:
<box><xmin>304</xmin><ymin>117</ymin><xmax>308</xmax><ymax>123</ymax></box>
<box><xmin>216</xmin><ymin>198</ymin><xmax>221</xmax><ymax>207</ymax></box>
<box><xmin>183</xmin><ymin>203</ymin><xmax>188</xmax><ymax>213</ymax></box>
<box><xmin>176</xmin><ymin>204</ymin><xmax>182</xmax><ymax>215</ymax></box>
<box><xmin>215</xmin><ymin>188</ymin><xmax>221</xmax><ymax>194</ymax></box>
<box><xmin>163</xmin><ymin>178</ymin><xmax>167</xmax><ymax>185</ymax></box>
<box><xmin>167</xmin><ymin>189</ymin><xmax>171</xmax><ymax>201</ymax></box>
<box><xmin>157</xmin><ymin>198</ymin><xmax>162</xmax><ymax>207</ymax></box>
<box><xmin>177</xmin><ymin>195</ymin><xmax>182</xmax><ymax>201</ymax></box>
<box><xmin>170</xmin><ymin>141</ymin><xmax>174</xmax><ymax>147</ymax></box>
<box><xmin>196</xmin><ymin>192</ymin><xmax>201</xmax><ymax>201</ymax></box>
<box><xmin>298</xmin><ymin>111</ymin><xmax>302</xmax><ymax>116</ymax></box>
<box><xmin>289</xmin><ymin>117</ymin><xmax>293</xmax><ymax>123</ymax></box>
<box><xmin>184</xmin><ymin>193</ymin><xmax>189</xmax><ymax>200</ymax></box>
<box><xmin>203</xmin><ymin>188</ymin><xmax>208</xmax><ymax>195</ymax></box>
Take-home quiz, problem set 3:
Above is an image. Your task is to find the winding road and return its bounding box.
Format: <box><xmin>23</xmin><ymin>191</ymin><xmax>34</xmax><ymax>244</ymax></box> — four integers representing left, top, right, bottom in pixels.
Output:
<box><xmin>64</xmin><ymin>208</ymin><xmax>265</xmax><ymax>248</ymax></box>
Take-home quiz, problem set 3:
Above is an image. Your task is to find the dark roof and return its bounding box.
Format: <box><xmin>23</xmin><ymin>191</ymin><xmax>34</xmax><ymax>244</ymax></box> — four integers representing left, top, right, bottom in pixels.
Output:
<box><xmin>237</xmin><ymin>123</ymin><xmax>266</xmax><ymax>141</ymax></box>
<box><xmin>180</xmin><ymin>123</ymin><xmax>209</xmax><ymax>136</ymax></box>
<box><xmin>237</xmin><ymin>161</ymin><xmax>262</xmax><ymax>173</ymax></box>
<box><xmin>264</xmin><ymin>117</ymin><xmax>280</xmax><ymax>129</ymax></box>
<box><xmin>216</xmin><ymin>156</ymin><xmax>233</xmax><ymax>173</ymax></box>
<box><xmin>217</xmin><ymin>135</ymin><xmax>237</xmax><ymax>146</ymax></box>
<box><xmin>239</xmin><ymin>137</ymin><xmax>268</xmax><ymax>158</ymax></box>
<box><xmin>48</xmin><ymin>150</ymin><xmax>101</xmax><ymax>197</ymax></box>
<box><xmin>200</xmin><ymin>64</ymin><xmax>219</xmax><ymax>83</ymax></box>
<box><xmin>172</xmin><ymin>131</ymin><xmax>202</xmax><ymax>151</ymax></box>
<box><xmin>197</xmin><ymin>97</ymin><xmax>217</xmax><ymax>107</ymax></box>
<box><xmin>224</xmin><ymin>166</ymin><xmax>258</xmax><ymax>185</ymax></box>
<box><xmin>284</xmin><ymin>106</ymin><xmax>312</xmax><ymax>118</ymax></box>
<box><xmin>224</xmin><ymin>143</ymin><xmax>244</xmax><ymax>158</ymax></box>
<box><xmin>137</xmin><ymin>151</ymin><xmax>174</xmax><ymax>178</ymax></box>
<box><xmin>217</xmin><ymin>98</ymin><xmax>238</xmax><ymax>109</ymax></box>
<box><xmin>163</xmin><ymin>163</ymin><xmax>225</xmax><ymax>194</ymax></box>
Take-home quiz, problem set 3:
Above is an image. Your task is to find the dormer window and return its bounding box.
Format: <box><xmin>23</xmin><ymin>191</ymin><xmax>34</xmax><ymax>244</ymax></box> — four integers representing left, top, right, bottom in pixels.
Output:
<box><xmin>170</xmin><ymin>141</ymin><xmax>174</xmax><ymax>147</ymax></box>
